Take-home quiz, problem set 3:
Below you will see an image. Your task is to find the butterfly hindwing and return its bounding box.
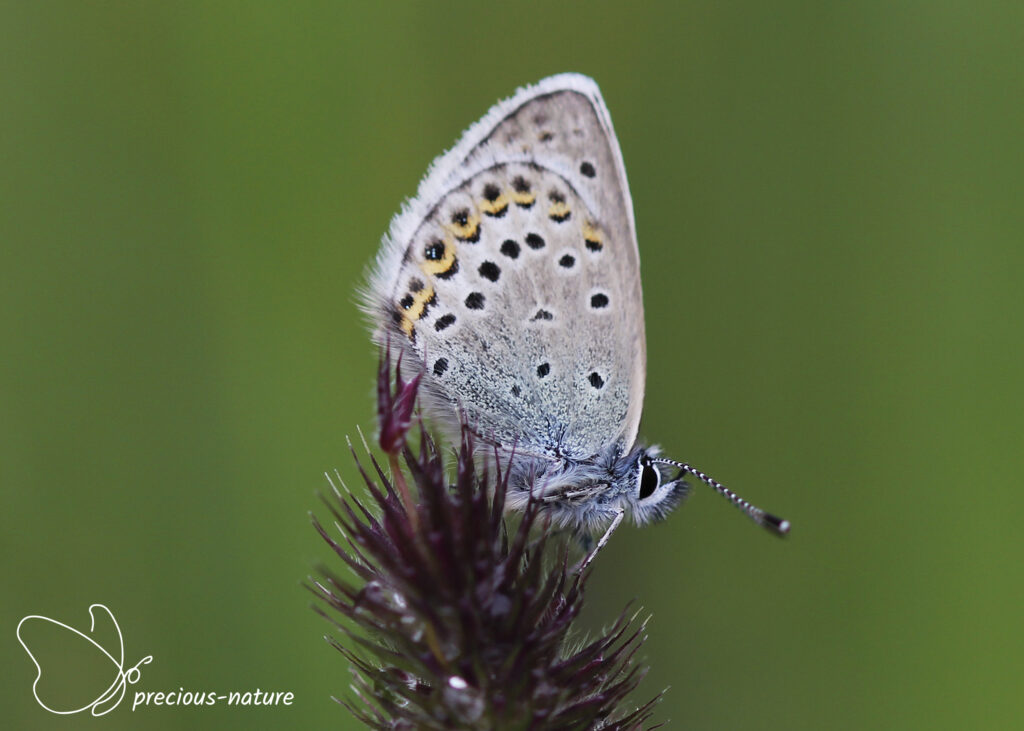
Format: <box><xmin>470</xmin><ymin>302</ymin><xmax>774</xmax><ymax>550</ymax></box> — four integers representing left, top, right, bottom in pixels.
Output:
<box><xmin>368</xmin><ymin>74</ymin><xmax>646</xmax><ymax>462</ymax></box>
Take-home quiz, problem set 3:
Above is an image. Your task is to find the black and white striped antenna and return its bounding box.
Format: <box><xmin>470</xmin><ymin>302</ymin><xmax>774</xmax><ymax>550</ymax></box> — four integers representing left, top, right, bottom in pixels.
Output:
<box><xmin>652</xmin><ymin>458</ymin><xmax>791</xmax><ymax>536</ymax></box>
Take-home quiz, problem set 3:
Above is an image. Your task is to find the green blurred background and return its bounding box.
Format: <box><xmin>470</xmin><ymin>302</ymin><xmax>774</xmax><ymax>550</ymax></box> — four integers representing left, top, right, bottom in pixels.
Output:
<box><xmin>3</xmin><ymin>2</ymin><xmax>1023</xmax><ymax>728</ymax></box>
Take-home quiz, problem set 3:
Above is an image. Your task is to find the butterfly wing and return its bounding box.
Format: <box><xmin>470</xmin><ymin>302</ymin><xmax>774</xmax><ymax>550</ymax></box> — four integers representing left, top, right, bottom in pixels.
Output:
<box><xmin>366</xmin><ymin>74</ymin><xmax>645</xmax><ymax>462</ymax></box>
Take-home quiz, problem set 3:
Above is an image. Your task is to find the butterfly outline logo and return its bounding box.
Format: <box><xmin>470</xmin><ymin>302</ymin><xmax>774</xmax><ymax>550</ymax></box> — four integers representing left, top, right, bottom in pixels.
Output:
<box><xmin>16</xmin><ymin>603</ymin><xmax>153</xmax><ymax>716</ymax></box>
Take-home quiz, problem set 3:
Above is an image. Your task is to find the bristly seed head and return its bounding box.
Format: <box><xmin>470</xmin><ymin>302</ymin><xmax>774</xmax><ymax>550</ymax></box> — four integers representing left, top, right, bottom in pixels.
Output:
<box><xmin>308</xmin><ymin>349</ymin><xmax>663</xmax><ymax>729</ymax></box>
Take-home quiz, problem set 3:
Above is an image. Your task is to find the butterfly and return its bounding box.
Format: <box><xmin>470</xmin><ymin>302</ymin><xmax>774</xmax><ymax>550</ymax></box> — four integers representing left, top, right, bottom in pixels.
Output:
<box><xmin>364</xmin><ymin>73</ymin><xmax>788</xmax><ymax>542</ymax></box>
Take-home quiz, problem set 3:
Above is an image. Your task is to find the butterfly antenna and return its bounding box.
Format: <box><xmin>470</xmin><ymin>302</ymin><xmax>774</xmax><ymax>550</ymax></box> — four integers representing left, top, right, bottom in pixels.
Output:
<box><xmin>653</xmin><ymin>458</ymin><xmax>790</xmax><ymax>536</ymax></box>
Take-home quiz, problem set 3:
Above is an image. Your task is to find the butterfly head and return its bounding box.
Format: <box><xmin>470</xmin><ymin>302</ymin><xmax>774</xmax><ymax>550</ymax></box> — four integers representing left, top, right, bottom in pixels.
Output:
<box><xmin>613</xmin><ymin>445</ymin><xmax>690</xmax><ymax>526</ymax></box>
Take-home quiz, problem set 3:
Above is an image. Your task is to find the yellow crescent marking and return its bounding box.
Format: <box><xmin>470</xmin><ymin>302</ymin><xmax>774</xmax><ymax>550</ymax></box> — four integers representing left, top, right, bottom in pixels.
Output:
<box><xmin>511</xmin><ymin>190</ymin><xmax>535</xmax><ymax>207</ymax></box>
<box><xmin>420</xmin><ymin>238</ymin><xmax>457</xmax><ymax>277</ymax></box>
<box><xmin>398</xmin><ymin>285</ymin><xmax>436</xmax><ymax>338</ymax></box>
<box><xmin>407</xmin><ymin>285</ymin><xmax>435</xmax><ymax>321</ymax></box>
<box><xmin>479</xmin><ymin>192</ymin><xmax>510</xmax><ymax>216</ymax></box>
<box><xmin>445</xmin><ymin>210</ymin><xmax>481</xmax><ymax>241</ymax></box>
<box><xmin>583</xmin><ymin>222</ymin><xmax>602</xmax><ymax>244</ymax></box>
<box><xmin>548</xmin><ymin>201</ymin><xmax>571</xmax><ymax>221</ymax></box>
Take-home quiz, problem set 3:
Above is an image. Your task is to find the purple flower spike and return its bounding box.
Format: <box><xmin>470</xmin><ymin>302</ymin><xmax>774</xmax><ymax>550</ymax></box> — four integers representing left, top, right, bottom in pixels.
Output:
<box><xmin>377</xmin><ymin>343</ymin><xmax>421</xmax><ymax>455</ymax></box>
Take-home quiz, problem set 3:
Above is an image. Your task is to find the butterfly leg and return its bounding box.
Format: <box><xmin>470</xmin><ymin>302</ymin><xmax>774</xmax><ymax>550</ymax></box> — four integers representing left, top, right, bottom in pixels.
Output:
<box><xmin>576</xmin><ymin>508</ymin><xmax>625</xmax><ymax>574</ymax></box>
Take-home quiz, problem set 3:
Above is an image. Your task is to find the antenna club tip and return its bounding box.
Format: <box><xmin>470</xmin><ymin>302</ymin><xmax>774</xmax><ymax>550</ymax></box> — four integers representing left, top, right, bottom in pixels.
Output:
<box><xmin>764</xmin><ymin>513</ymin><xmax>791</xmax><ymax>537</ymax></box>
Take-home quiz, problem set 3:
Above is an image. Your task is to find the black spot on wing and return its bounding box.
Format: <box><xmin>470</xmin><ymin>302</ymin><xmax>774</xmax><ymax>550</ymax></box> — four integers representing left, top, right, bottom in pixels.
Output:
<box><xmin>425</xmin><ymin>240</ymin><xmax>445</xmax><ymax>260</ymax></box>
<box><xmin>435</xmin><ymin>313</ymin><xmax>456</xmax><ymax>331</ymax></box>
<box><xmin>478</xmin><ymin>261</ymin><xmax>500</xmax><ymax>282</ymax></box>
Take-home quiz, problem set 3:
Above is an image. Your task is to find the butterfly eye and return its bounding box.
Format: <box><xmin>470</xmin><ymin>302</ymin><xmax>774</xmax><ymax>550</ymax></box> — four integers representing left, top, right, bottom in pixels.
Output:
<box><xmin>638</xmin><ymin>458</ymin><xmax>660</xmax><ymax>500</ymax></box>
